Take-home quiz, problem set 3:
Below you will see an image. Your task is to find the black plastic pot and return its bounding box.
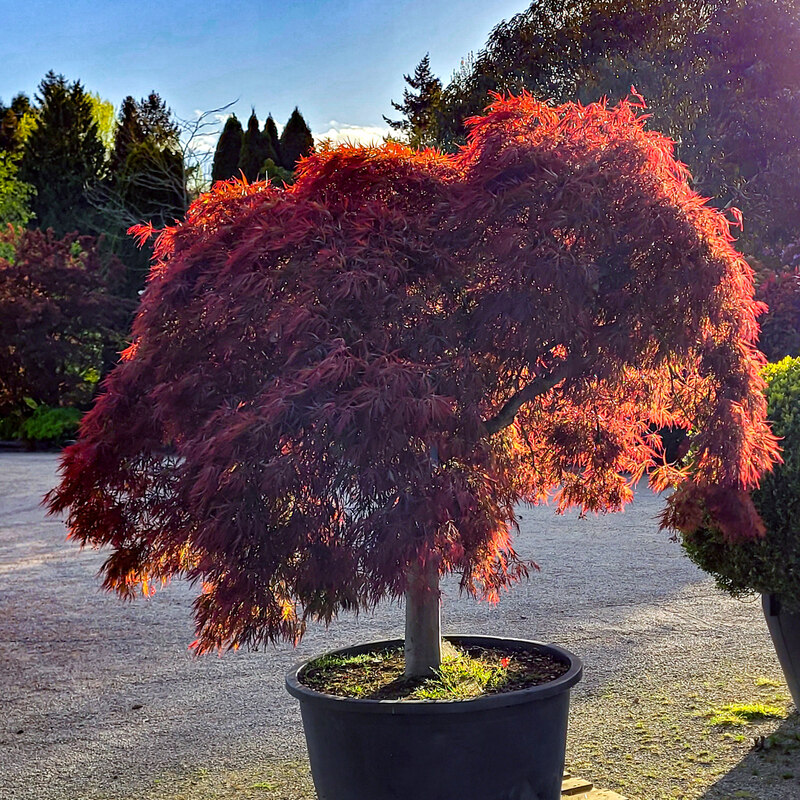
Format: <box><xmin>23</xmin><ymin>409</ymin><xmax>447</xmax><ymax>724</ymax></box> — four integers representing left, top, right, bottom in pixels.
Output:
<box><xmin>286</xmin><ymin>635</ymin><xmax>583</xmax><ymax>800</ymax></box>
<box><xmin>762</xmin><ymin>594</ymin><xmax>800</xmax><ymax>706</ymax></box>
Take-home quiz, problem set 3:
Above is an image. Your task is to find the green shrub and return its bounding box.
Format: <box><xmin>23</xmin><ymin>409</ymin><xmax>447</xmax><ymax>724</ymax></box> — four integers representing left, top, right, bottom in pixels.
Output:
<box><xmin>20</xmin><ymin>405</ymin><xmax>82</xmax><ymax>443</ymax></box>
<box><xmin>683</xmin><ymin>357</ymin><xmax>800</xmax><ymax>610</ymax></box>
<box><xmin>0</xmin><ymin>413</ymin><xmax>21</xmax><ymax>440</ymax></box>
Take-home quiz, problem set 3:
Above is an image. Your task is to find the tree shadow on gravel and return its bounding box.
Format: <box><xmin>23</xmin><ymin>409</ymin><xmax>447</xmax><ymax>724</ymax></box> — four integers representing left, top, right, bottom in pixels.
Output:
<box><xmin>698</xmin><ymin>712</ymin><xmax>800</xmax><ymax>799</ymax></box>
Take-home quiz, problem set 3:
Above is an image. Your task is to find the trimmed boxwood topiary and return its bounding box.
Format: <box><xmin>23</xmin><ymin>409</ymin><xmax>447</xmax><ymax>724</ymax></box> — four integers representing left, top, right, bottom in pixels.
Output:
<box><xmin>683</xmin><ymin>356</ymin><xmax>800</xmax><ymax>610</ymax></box>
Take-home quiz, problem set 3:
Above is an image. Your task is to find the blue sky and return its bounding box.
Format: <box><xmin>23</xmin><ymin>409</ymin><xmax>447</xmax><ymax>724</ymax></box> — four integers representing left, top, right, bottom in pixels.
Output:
<box><xmin>3</xmin><ymin>0</ymin><xmax>529</xmax><ymax>145</ymax></box>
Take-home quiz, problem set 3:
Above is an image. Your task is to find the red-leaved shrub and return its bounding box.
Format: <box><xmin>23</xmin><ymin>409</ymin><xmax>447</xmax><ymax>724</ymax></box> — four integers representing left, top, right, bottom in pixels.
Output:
<box><xmin>0</xmin><ymin>227</ymin><xmax>131</xmax><ymax>415</ymax></box>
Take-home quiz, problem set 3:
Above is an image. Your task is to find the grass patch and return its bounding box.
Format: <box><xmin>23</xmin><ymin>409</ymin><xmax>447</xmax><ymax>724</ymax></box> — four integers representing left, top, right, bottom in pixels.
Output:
<box><xmin>414</xmin><ymin>651</ymin><xmax>510</xmax><ymax>699</ymax></box>
<box><xmin>704</xmin><ymin>703</ymin><xmax>787</xmax><ymax>727</ymax></box>
<box><xmin>301</xmin><ymin>642</ymin><xmax>569</xmax><ymax>700</ymax></box>
<box><xmin>754</xmin><ymin>676</ymin><xmax>783</xmax><ymax>688</ymax></box>
<box><xmin>564</xmin><ymin>659</ymin><xmax>799</xmax><ymax>800</ymax></box>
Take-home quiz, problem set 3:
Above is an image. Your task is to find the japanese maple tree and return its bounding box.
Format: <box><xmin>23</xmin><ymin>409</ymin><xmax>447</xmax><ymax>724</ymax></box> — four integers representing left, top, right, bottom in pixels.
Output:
<box><xmin>47</xmin><ymin>94</ymin><xmax>779</xmax><ymax>677</ymax></box>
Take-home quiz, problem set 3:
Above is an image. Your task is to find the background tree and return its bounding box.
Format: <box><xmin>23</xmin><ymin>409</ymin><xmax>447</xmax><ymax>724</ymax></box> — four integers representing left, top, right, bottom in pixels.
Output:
<box><xmin>416</xmin><ymin>0</ymin><xmax>800</xmax><ymax>264</ymax></box>
<box><xmin>0</xmin><ymin>94</ymin><xmax>35</xmax><ymax>155</ymax></box>
<box><xmin>19</xmin><ymin>72</ymin><xmax>105</xmax><ymax>236</ymax></box>
<box><xmin>0</xmin><ymin>154</ymin><xmax>35</xmax><ymax>230</ymax></box>
<box><xmin>278</xmin><ymin>107</ymin><xmax>313</xmax><ymax>170</ymax></box>
<box><xmin>114</xmin><ymin>140</ymin><xmax>185</xmax><ymax>225</ymax></box>
<box><xmin>0</xmin><ymin>94</ymin><xmax>36</xmax><ymax>242</ymax></box>
<box><xmin>687</xmin><ymin>0</ymin><xmax>800</xmax><ymax>262</ymax></box>
<box><xmin>88</xmin><ymin>93</ymin><xmax>116</xmax><ymax>153</ymax></box>
<box><xmin>109</xmin><ymin>92</ymin><xmax>181</xmax><ymax>177</ymax></box>
<box><xmin>756</xmin><ymin>267</ymin><xmax>800</xmax><ymax>361</ymax></box>
<box><xmin>384</xmin><ymin>54</ymin><xmax>444</xmax><ymax>149</ymax></box>
<box><xmin>263</xmin><ymin>158</ymin><xmax>295</xmax><ymax>187</ymax></box>
<box><xmin>48</xmin><ymin>96</ymin><xmax>777</xmax><ymax>678</ymax></box>
<box><xmin>264</xmin><ymin>114</ymin><xmax>282</xmax><ymax>166</ymax></box>
<box><xmin>425</xmin><ymin>0</ymin><xmax>710</xmax><ymax>145</ymax></box>
<box><xmin>239</xmin><ymin>111</ymin><xmax>276</xmax><ymax>182</ymax></box>
<box><xmin>211</xmin><ymin>114</ymin><xmax>243</xmax><ymax>183</ymax></box>
<box><xmin>95</xmin><ymin>93</ymin><xmax>188</xmax><ymax>294</ymax></box>
<box><xmin>109</xmin><ymin>96</ymin><xmax>143</xmax><ymax>174</ymax></box>
<box><xmin>0</xmin><ymin>227</ymin><xmax>130</xmax><ymax>416</ymax></box>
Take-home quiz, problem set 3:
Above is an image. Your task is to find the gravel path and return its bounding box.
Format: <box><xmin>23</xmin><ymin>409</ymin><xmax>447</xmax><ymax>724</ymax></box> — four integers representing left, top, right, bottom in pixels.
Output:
<box><xmin>1</xmin><ymin>452</ymin><xmax>798</xmax><ymax>800</ymax></box>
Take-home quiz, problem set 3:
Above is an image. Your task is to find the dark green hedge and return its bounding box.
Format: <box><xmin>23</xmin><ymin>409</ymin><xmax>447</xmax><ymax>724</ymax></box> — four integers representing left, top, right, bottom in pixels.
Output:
<box><xmin>683</xmin><ymin>357</ymin><xmax>800</xmax><ymax>610</ymax></box>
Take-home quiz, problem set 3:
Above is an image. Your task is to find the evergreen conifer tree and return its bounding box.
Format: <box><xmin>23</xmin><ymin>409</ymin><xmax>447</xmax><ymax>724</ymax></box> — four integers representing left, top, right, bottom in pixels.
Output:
<box><xmin>19</xmin><ymin>72</ymin><xmax>105</xmax><ymax>235</ymax></box>
<box><xmin>111</xmin><ymin>93</ymin><xmax>179</xmax><ymax>175</ymax></box>
<box><xmin>278</xmin><ymin>108</ymin><xmax>313</xmax><ymax>171</ymax></box>
<box><xmin>137</xmin><ymin>92</ymin><xmax>179</xmax><ymax>146</ymax></box>
<box><xmin>105</xmin><ymin>92</ymin><xmax>186</xmax><ymax>295</ymax></box>
<box><xmin>110</xmin><ymin>96</ymin><xmax>144</xmax><ymax>174</ymax></box>
<box><xmin>211</xmin><ymin>115</ymin><xmax>244</xmax><ymax>183</ymax></box>
<box><xmin>10</xmin><ymin>94</ymin><xmax>33</xmax><ymax>118</ymax></box>
<box><xmin>239</xmin><ymin>111</ymin><xmax>275</xmax><ymax>182</ymax></box>
<box><xmin>264</xmin><ymin>114</ymin><xmax>282</xmax><ymax>167</ymax></box>
<box><xmin>384</xmin><ymin>54</ymin><xmax>443</xmax><ymax>148</ymax></box>
<box><xmin>263</xmin><ymin>158</ymin><xmax>295</xmax><ymax>187</ymax></box>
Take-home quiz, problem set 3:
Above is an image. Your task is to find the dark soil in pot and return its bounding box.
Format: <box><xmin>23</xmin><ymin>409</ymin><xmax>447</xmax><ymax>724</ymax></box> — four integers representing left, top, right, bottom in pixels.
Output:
<box><xmin>286</xmin><ymin>635</ymin><xmax>583</xmax><ymax>800</ymax></box>
<box><xmin>300</xmin><ymin>640</ymin><xmax>570</xmax><ymax>700</ymax></box>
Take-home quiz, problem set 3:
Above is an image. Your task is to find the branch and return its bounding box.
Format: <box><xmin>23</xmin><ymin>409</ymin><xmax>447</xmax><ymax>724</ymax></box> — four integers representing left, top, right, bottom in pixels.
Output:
<box><xmin>482</xmin><ymin>355</ymin><xmax>588</xmax><ymax>436</ymax></box>
<box><xmin>480</xmin><ymin>317</ymin><xmax>634</xmax><ymax>437</ymax></box>
<box><xmin>174</xmin><ymin>101</ymin><xmax>237</xmax><ymax>195</ymax></box>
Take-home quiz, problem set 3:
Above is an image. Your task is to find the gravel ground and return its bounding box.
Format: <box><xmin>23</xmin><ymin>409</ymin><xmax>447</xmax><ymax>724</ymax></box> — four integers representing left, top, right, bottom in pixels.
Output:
<box><xmin>1</xmin><ymin>452</ymin><xmax>798</xmax><ymax>800</ymax></box>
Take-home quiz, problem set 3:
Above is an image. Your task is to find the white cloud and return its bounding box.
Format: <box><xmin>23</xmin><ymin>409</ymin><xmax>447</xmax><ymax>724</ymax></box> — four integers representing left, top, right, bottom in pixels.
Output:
<box><xmin>313</xmin><ymin>123</ymin><xmax>391</xmax><ymax>148</ymax></box>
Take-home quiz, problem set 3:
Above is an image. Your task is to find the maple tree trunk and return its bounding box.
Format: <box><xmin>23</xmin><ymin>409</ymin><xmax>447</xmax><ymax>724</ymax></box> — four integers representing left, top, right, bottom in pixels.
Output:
<box><xmin>404</xmin><ymin>559</ymin><xmax>442</xmax><ymax>678</ymax></box>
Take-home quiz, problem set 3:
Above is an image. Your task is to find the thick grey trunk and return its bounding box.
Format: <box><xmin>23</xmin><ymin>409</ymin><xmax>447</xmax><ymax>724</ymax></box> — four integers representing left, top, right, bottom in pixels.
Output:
<box><xmin>404</xmin><ymin>559</ymin><xmax>441</xmax><ymax>678</ymax></box>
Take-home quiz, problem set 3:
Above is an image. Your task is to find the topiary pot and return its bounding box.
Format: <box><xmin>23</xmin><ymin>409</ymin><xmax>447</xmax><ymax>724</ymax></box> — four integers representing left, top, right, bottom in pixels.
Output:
<box><xmin>285</xmin><ymin>635</ymin><xmax>583</xmax><ymax>800</ymax></box>
<box><xmin>762</xmin><ymin>594</ymin><xmax>800</xmax><ymax>707</ymax></box>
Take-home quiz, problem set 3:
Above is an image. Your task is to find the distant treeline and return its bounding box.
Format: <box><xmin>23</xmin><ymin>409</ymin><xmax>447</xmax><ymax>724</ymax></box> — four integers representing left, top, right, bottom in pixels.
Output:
<box><xmin>0</xmin><ymin>71</ymin><xmax>314</xmax><ymax>441</ymax></box>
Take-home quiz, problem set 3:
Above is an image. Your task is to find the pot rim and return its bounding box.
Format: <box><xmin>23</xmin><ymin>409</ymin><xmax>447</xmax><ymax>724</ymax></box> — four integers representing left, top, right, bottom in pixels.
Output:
<box><xmin>285</xmin><ymin>634</ymin><xmax>583</xmax><ymax>714</ymax></box>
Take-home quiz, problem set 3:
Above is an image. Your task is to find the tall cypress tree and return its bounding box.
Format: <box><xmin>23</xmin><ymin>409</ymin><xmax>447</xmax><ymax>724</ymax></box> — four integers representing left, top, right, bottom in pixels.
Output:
<box><xmin>211</xmin><ymin>115</ymin><xmax>244</xmax><ymax>183</ymax></box>
<box><xmin>238</xmin><ymin>111</ymin><xmax>275</xmax><ymax>182</ymax></box>
<box><xmin>20</xmin><ymin>72</ymin><xmax>105</xmax><ymax>235</ymax></box>
<box><xmin>264</xmin><ymin>114</ymin><xmax>282</xmax><ymax>167</ymax></box>
<box><xmin>278</xmin><ymin>108</ymin><xmax>313</xmax><ymax>171</ymax></box>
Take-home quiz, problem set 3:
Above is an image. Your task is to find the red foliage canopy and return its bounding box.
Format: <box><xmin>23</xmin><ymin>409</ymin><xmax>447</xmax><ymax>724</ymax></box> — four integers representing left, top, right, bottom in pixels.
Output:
<box><xmin>47</xmin><ymin>94</ymin><xmax>779</xmax><ymax>653</ymax></box>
